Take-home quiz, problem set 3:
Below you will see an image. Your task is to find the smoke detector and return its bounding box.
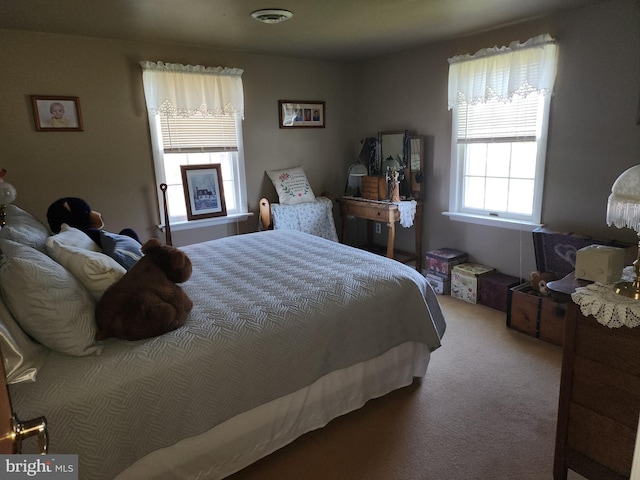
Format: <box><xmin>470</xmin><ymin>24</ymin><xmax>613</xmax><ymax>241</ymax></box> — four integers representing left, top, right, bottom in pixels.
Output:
<box><xmin>251</xmin><ymin>9</ymin><xmax>293</xmax><ymax>24</ymax></box>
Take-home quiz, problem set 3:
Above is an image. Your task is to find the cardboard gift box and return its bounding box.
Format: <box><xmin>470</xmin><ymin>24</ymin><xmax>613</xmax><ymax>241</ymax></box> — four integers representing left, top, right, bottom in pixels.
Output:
<box><xmin>451</xmin><ymin>263</ymin><xmax>495</xmax><ymax>304</ymax></box>
<box><xmin>507</xmin><ymin>283</ymin><xmax>566</xmax><ymax>346</ymax></box>
<box><xmin>425</xmin><ymin>272</ymin><xmax>451</xmax><ymax>295</ymax></box>
<box><xmin>478</xmin><ymin>272</ymin><xmax>522</xmax><ymax>312</ymax></box>
<box><xmin>425</xmin><ymin>248</ymin><xmax>468</xmax><ymax>278</ymax></box>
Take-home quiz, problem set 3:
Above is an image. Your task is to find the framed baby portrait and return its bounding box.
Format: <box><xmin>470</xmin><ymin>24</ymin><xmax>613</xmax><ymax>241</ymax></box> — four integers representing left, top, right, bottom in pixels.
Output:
<box><xmin>31</xmin><ymin>95</ymin><xmax>83</xmax><ymax>131</ymax></box>
<box><xmin>181</xmin><ymin>164</ymin><xmax>227</xmax><ymax>221</ymax></box>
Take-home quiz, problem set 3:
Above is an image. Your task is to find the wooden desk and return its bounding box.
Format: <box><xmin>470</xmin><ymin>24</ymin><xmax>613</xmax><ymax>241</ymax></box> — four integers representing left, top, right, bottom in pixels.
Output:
<box><xmin>336</xmin><ymin>197</ymin><xmax>423</xmax><ymax>271</ymax></box>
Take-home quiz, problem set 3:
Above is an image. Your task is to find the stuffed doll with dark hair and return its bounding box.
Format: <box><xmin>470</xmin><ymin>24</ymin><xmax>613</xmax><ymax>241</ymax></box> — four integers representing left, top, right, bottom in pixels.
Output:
<box><xmin>47</xmin><ymin>197</ymin><xmax>140</xmax><ymax>247</ymax></box>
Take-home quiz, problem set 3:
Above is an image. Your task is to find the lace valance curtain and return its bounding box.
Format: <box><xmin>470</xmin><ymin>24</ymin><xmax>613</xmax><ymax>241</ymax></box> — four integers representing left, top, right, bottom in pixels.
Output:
<box><xmin>447</xmin><ymin>34</ymin><xmax>558</xmax><ymax>110</ymax></box>
<box><xmin>140</xmin><ymin>61</ymin><xmax>244</xmax><ymax>118</ymax></box>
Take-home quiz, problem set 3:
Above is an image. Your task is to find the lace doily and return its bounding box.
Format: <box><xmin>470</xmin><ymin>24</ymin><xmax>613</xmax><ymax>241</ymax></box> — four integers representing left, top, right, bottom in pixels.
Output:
<box><xmin>572</xmin><ymin>276</ymin><xmax>640</xmax><ymax>329</ymax></box>
<box><xmin>395</xmin><ymin>200</ymin><xmax>417</xmax><ymax>228</ymax></box>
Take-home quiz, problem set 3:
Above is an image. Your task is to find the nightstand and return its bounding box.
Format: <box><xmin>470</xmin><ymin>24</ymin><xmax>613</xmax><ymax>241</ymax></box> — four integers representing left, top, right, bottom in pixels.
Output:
<box><xmin>336</xmin><ymin>196</ymin><xmax>423</xmax><ymax>271</ymax></box>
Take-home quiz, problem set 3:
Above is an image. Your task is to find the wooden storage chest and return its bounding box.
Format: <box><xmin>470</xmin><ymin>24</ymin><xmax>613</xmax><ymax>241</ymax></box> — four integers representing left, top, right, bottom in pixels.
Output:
<box><xmin>507</xmin><ymin>284</ymin><xmax>566</xmax><ymax>346</ymax></box>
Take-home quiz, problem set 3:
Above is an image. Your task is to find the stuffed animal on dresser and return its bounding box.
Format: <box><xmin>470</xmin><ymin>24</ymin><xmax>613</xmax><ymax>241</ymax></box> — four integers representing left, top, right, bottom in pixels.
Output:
<box><xmin>95</xmin><ymin>238</ymin><xmax>193</xmax><ymax>341</ymax></box>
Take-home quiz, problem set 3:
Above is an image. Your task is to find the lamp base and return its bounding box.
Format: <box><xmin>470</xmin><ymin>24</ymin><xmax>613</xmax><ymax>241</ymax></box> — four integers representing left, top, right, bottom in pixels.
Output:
<box><xmin>614</xmin><ymin>280</ymin><xmax>640</xmax><ymax>300</ymax></box>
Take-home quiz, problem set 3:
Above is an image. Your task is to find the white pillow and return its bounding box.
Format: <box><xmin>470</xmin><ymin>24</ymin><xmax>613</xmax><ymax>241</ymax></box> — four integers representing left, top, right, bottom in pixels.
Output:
<box><xmin>46</xmin><ymin>241</ymin><xmax>126</xmax><ymax>301</ymax></box>
<box><xmin>0</xmin><ymin>294</ymin><xmax>49</xmax><ymax>384</ymax></box>
<box><xmin>47</xmin><ymin>223</ymin><xmax>101</xmax><ymax>252</ymax></box>
<box><xmin>266</xmin><ymin>165</ymin><xmax>316</xmax><ymax>205</ymax></box>
<box><xmin>0</xmin><ymin>239</ymin><xmax>102</xmax><ymax>356</ymax></box>
<box><xmin>0</xmin><ymin>204</ymin><xmax>50</xmax><ymax>252</ymax></box>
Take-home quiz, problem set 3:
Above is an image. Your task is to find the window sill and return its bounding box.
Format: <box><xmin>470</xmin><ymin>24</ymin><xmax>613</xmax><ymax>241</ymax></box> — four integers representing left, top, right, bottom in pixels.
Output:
<box><xmin>159</xmin><ymin>212</ymin><xmax>254</xmax><ymax>232</ymax></box>
<box><xmin>442</xmin><ymin>212</ymin><xmax>542</xmax><ymax>232</ymax></box>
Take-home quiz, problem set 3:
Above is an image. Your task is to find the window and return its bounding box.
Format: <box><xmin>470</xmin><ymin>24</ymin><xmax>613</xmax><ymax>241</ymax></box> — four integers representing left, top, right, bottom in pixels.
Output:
<box><xmin>140</xmin><ymin>62</ymin><xmax>248</xmax><ymax>227</ymax></box>
<box><xmin>446</xmin><ymin>34</ymin><xmax>558</xmax><ymax>228</ymax></box>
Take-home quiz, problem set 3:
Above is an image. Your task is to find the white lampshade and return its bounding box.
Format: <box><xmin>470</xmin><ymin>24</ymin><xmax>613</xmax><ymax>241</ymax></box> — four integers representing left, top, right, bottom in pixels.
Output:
<box><xmin>607</xmin><ymin>164</ymin><xmax>640</xmax><ymax>231</ymax></box>
<box><xmin>346</xmin><ymin>161</ymin><xmax>368</xmax><ymax>195</ymax></box>
<box><xmin>0</xmin><ymin>179</ymin><xmax>16</xmax><ymax>206</ymax></box>
<box><xmin>348</xmin><ymin>163</ymin><xmax>368</xmax><ymax>177</ymax></box>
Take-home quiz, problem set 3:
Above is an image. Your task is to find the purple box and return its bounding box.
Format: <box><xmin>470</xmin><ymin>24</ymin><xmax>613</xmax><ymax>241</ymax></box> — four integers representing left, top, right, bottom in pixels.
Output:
<box><xmin>478</xmin><ymin>272</ymin><xmax>522</xmax><ymax>312</ymax></box>
<box><xmin>425</xmin><ymin>248</ymin><xmax>468</xmax><ymax>277</ymax></box>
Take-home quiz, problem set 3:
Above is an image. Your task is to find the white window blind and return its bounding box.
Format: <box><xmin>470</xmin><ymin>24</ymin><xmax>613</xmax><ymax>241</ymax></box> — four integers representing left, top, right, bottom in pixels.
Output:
<box><xmin>160</xmin><ymin>115</ymin><xmax>238</xmax><ymax>152</ymax></box>
<box><xmin>457</xmin><ymin>94</ymin><xmax>539</xmax><ymax>142</ymax></box>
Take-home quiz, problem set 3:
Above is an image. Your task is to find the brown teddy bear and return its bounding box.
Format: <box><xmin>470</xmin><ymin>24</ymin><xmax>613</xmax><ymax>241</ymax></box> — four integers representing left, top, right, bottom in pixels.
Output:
<box><xmin>529</xmin><ymin>270</ymin><xmax>560</xmax><ymax>297</ymax></box>
<box><xmin>95</xmin><ymin>238</ymin><xmax>193</xmax><ymax>341</ymax></box>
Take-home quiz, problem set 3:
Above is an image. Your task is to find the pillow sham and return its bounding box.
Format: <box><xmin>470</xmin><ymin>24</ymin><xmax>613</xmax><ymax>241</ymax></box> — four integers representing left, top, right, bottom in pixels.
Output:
<box><xmin>100</xmin><ymin>231</ymin><xmax>143</xmax><ymax>269</ymax></box>
<box><xmin>47</xmin><ymin>223</ymin><xmax>101</xmax><ymax>252</ymax></box>
<box><xmin>0</xmin><ymin>294</ymin><xmax>49</xmax><ymax>384</ymax></box>
<box><xmin>0</xmin><ymin>239</ymin><xmax>102</xmax><ymax>356</ymax></box>
<box><xmin>266</xmin><ymin>165</ymin><xmax>316</xmax><ymax>205</ymax></box>
<box><xmin>0</xmin><ymin>204</ymin><xmax>50</xmax><ymax>252</ymax></box>
<box><xmin>46</xmin><ymin>240</ymin><xmax>126</xmax><ymax>301</ymax></box>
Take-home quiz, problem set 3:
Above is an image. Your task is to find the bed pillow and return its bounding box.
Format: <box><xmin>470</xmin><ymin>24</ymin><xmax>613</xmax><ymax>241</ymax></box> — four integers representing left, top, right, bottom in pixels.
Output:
<box><xmin>47</xmin><ymin>223</ymin><xmax>101</xmax><ymax>252</ymax></box>
<box><xmin>0</xmin><ymin>204</ymin><xmax>50</xmax><ymax>252</ymax></box>
<box><xmin>266</xmin><ymin>165</ymin><xmax>316</xmax><ymax>205</ymax></box>
<box><xmin>46</xmin><ymin>239</ymin><xmax>126</xmax><ymax>301</ymax></box>
<box><xmin>0</xmin><ymin>239</ymin><xmax>102</xmax><ymax>356</ymax></box>
<box><xmin>0</xmin><ymin>294</ymin><xmax>49</xmax><ymax>384</ymax></box>
<box><xmin>100</xmin><ymin>231</ymin><xmax>143</xmax><ymax>269</ymax></box>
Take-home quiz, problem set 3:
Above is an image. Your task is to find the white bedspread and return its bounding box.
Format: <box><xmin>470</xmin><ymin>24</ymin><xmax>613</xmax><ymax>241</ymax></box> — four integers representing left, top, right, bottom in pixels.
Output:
<box><xmin>9</xmin><ymin>230</ymin><xmax>444</xmax><ymax>480</ymax></box>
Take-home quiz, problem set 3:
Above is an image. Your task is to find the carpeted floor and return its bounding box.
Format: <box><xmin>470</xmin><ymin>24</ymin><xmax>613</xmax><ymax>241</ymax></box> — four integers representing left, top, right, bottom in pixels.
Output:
<box><xmin>228</xmin><ymin>295</ymin><xmax>586</xmax><ymax>480</ymax></box>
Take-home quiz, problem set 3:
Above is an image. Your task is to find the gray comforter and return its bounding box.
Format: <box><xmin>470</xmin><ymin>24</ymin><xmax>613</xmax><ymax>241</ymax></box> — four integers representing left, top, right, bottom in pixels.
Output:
<box><xmin>9</xmin><ymin>230</ymin><xmax>445</xmax><ymax>479</ymax></box>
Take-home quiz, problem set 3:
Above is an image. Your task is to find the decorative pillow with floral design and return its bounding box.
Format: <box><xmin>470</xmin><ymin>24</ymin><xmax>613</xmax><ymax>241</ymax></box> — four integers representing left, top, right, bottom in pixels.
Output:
<box><xmin>266</xmin><ymin>165</ymin><xmax>316</xmax><ymax>205</ymax></box>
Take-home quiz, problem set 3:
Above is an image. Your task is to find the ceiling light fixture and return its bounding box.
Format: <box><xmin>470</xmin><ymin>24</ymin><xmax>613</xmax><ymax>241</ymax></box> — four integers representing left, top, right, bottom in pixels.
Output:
<box><xmin>251</xmin><ymin>9</ymin><xmax>293</xmax><ymax>24</ymax></box>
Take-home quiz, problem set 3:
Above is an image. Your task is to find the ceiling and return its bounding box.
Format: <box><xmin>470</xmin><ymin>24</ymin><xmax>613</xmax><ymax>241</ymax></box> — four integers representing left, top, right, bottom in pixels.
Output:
<box><xmin>0</xmin><ymin>0</ymin><xmax>604</xmax><ymax>62</ymax></box>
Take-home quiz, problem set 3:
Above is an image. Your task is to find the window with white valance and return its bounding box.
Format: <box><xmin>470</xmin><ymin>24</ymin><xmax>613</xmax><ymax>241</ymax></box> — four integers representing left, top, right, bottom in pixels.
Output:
<box><xmin>446</xmin><ymin>34</ymin><xmax>558</xmax><ymax>229</ymax></box>
<box><xmin>140</xmin><ymin>61</ymin><xmax>248</xmax><ymax>227</ymax></box>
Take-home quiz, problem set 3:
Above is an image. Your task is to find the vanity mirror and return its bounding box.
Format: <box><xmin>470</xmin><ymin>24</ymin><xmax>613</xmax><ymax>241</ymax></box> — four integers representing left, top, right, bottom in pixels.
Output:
<box><xmin>377</xmin><ymin>130</ymin><xmax>424</xmax><ymax>199</ymax></box>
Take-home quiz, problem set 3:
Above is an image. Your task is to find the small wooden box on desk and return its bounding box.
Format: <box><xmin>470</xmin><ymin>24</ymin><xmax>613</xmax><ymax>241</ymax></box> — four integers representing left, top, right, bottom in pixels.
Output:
<box><xmin>336</xmin><ymin>196</ymin><xmax>423</xmax><ymax>272</ymax></box>
<box><xmin>554</xmin><ymin>300</ymin><xmax>640</xmax><ymax>480</ymax></box>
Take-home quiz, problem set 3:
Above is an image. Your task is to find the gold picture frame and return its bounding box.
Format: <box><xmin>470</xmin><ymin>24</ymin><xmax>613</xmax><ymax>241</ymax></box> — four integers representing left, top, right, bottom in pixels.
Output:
<box><xmin>31</xmin><ymin>95</ymin><xmax>83</xmax><ymax>131</ymax></box>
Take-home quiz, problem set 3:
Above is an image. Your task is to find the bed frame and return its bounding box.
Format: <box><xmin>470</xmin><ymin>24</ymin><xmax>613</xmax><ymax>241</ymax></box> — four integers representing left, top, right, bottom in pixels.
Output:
<box><xmin>259</xmin><ymin>191</ymin><xmax>333</xmax><ymax>231</ymax></box>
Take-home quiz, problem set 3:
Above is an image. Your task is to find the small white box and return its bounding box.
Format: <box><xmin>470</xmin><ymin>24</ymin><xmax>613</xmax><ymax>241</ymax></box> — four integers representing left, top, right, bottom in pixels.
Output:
<box><xmin>575</xmin><ymin>245</ymin><xmax>625</xmax><ymax>284</ymax></box>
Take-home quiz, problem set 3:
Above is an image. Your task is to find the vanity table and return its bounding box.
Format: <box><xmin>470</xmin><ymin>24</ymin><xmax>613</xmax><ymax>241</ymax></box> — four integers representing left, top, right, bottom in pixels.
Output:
<box><xmin>339</xmin><ymin>131</ymin><xmax>424</xmax><ymax>271</ymax></box>
<box><xmin>551</xmin><ymin>278</ymin><xmax>640</xmax><ymax>480</ymax></box>
<box><xmin>337</xmin><ymin>197</ymin><xmax>423</xmax><ymax>271</ymax></box>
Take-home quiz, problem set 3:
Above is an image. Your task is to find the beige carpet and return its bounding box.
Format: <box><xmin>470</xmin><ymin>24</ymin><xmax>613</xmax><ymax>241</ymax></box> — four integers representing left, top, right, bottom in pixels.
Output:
<box><xmin>228</xmin><ymin>295</ymin><xmax>586</xmax><ymax>480</ymax></box>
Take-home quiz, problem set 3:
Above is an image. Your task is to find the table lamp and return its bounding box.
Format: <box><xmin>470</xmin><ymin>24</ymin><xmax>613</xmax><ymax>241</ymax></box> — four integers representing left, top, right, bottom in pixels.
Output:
<box><xmin>606</xmin><ymin>164</ymin><xmax>640</xmax><ymax>298</ymax></box>
<box><xmin>345</xmin><ymin>160</ymin><xmax>368</xmax><ymax>196</ymax></box>
<box><xmin>0</xmin><ymin>169</ymin><xmax>17</xmax><ymax>227</ymax></box>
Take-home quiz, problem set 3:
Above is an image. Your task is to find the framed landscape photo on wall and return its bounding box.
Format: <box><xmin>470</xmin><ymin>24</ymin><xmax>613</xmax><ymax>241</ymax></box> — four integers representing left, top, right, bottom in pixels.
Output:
<box><xmin>181</xmin><ymin>164</ymin><xmax>227</xmax><ymax>221</ymax></box>
<box><xmin>278</xmin><ymin>100</ymin><xmax>325</xmax><ymax>128</ymax></box>
<box><xmin>31</xmin><ymin>95</ymin><xmax>83</xmax><ymax>131</ymax></box>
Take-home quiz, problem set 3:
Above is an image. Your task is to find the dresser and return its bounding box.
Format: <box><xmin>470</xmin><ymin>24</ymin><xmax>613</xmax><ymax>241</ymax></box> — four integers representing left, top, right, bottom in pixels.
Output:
<box><xmin>554</xmin><ymin>300</ymin><xmax>640</xmax><ymax>480</ymax></box>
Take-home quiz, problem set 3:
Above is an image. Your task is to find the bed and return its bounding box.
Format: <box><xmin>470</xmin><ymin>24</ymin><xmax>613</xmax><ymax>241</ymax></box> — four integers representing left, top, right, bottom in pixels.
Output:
<box><xmin>0</xmin><ymin>205</ymin><xmax>445</xmax><ymax>480</ymax></box>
